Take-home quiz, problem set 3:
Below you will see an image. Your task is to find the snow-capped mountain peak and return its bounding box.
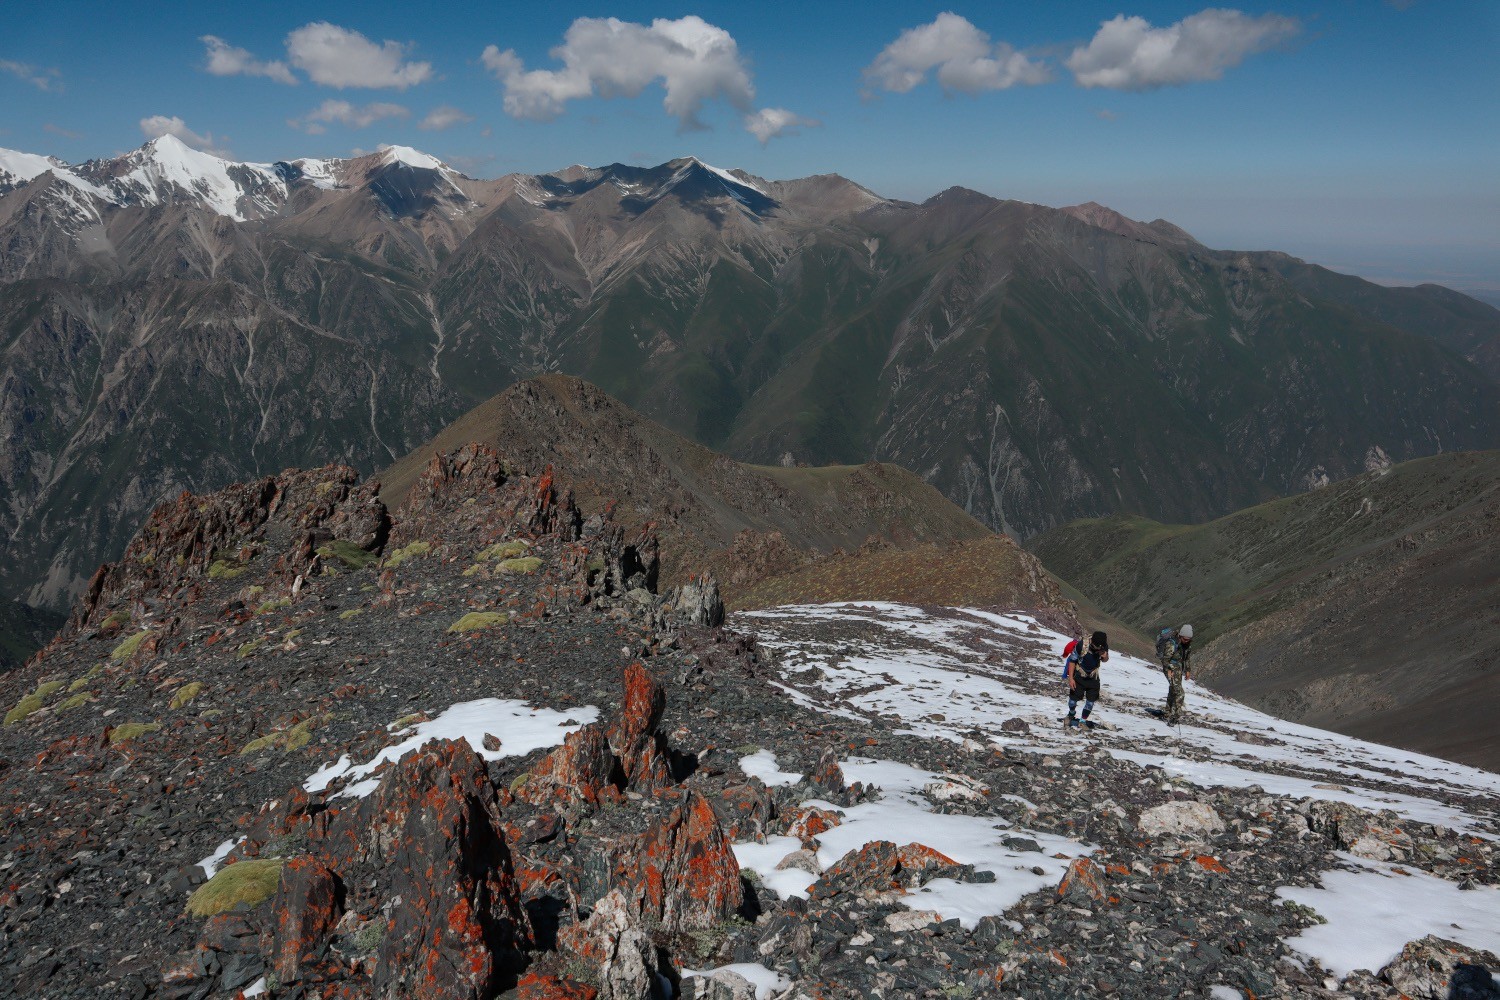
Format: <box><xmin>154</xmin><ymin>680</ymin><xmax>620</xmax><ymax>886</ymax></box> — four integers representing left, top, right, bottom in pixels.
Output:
<box><xmin>93</xmin><ymin>135</ymin><xmax>288</xmax><ymax>222</ymax></box>
<box><xmin>380</xmin><ymin>145</ymin><xmax>449</xmax><ymax>172</ymax></box>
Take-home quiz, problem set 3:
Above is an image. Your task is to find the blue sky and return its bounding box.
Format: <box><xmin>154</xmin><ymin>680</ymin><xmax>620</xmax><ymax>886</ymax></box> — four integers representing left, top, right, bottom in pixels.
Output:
<box><xmin>4</xmin><ymin>1</ymin><xmax>1497</xmax><ymax>296</ymax></box>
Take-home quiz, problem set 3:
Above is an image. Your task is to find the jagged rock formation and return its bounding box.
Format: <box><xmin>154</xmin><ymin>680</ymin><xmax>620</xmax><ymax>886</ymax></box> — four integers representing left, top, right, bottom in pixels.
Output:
<box><xmin>3</xmin><ymin>141</ymin><xmax>1499</xmax><ymax>615</ymax></box>
<box><xmin>0</xmin><ymin>446</ymin><xmax>1497</xmax><ymax>999</ymax></box>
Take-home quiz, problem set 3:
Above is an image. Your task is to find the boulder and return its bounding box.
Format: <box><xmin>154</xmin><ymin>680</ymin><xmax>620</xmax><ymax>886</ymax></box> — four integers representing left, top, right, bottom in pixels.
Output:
<box><xmin>1055</xmin><ymin>858</ymin><xmax>1106</xmax><ymax>905</ymax></box>
<box><xmin>923</xmin><ymin>773</ymin><xmax>989</xmax><ymax>804</ymax></box>
<box><xmin>610</xmin><ymin>663</ymin><xmax>674</xmax><ymax>793</ymax></box>
<box><xmin>1379</xmin><ymin>935</ymin><xmax>1500</xmax><ymax>999</ymax></box>
<box><xmin>671</xmin><ymin>573</ymin><xmax>725</xmax><ymax>628</ymax></box>
<box><xmin>1138</xmin><ymin>801</ymin><xmax>1226</xmax><ymax>839</ymax></box>
<box><xmin>712</xmin><ymin>782</ymin><xmax>777</xmax><ymax>841</ymax></box>
<box><xmin>557</xmin><ymin>889</ymin><xmax>663</xmax><ymax>1000</ymax></box>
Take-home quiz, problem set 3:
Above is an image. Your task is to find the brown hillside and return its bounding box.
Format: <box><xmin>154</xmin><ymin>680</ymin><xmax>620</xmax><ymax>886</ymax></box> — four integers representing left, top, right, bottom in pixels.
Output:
<box><xmin>379</xmin><ymin>375</ymin><xmax>997</xmax><ymax>599</ymax></box>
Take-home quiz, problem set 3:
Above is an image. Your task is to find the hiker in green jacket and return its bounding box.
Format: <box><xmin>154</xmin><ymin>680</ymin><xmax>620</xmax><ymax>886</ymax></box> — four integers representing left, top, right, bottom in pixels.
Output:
<box><xmin>1156</xmin><ymin>624</ymin><xmax>1193</xmax><ymax>725</ymax></box>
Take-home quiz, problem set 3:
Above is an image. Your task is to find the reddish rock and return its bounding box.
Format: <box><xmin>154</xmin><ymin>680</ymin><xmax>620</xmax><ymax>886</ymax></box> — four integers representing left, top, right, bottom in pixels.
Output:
<box><xmin>517</xmin><ymin>723</ymin><xmax>621</xmax><ymax>806</ymax></box>
<box><xmin>617</xmin><ymin>791</ymin><xmax>743</xmax><ymax>936</ymax></box>
<box><xmin>269</xmin><ymin>857</ymin><xmax>344</xmax><ymax>985</ymax></box>
<box><xmin>810</xmin><ymin>841</ymin><xmax>963</xmax><ymax>900</ymax></box>
<box><xmin>609</xmin><ymin>663</ymin><xmax>673</xmax><ymax>793</ymax></box>
<box><xmin>334</xmin><ymin>740</ymin><xmax>531</xmax><ymax>1000</ymax></box>
<box><xmin>517</xmin><ymin>972</ymin><xmax>600</xmax><ymax>1000</ymax></box>
<box><xmin>713</xmin><ymin>782</ymin><xmax>776</xmax><ymax>841</ymax></box>
<box><xmin>784</xmin><ymin>805</ymin><xmax>842</xmax><ymax>845</ymax></box>
<box><xmin>809</xmin><ymin>748</ymin><xmax>847</xmax><ymax>794</ymax></box>
<box><xmin>810</xmin><ymin>841</ymin><xmax>903</xmax><ymax>899</ymax></box>
<box><xmin>1056</xmin><ymin>858</ymin><xmax>1107</xmax><ymax>904</ymax></box>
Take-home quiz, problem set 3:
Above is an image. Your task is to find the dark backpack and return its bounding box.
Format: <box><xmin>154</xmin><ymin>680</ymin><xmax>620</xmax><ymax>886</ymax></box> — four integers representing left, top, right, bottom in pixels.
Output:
<box><xmin>1156</xmin><ymin>627</ymin><xmax>1179</xmax><ymax>662</ymax></box>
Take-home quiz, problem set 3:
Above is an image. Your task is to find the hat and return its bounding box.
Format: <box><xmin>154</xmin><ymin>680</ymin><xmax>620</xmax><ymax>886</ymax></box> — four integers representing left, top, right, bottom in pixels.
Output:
<box><xmin>1090</xmin><ymin>630</ymin><xmax>1108</xmax><ymax>648</ymax></box>
<box><xmin>1179</xmin><ymin>624</ymin><xmax>1194</xmax><ymax>640</ymax></box>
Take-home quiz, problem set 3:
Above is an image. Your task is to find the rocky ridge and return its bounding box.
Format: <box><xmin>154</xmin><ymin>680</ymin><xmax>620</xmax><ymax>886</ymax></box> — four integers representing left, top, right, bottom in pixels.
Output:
<box><xmin>0</xmin><ymin>448</ymin><xmax>1496</xmax><ymax>999</ymax></box>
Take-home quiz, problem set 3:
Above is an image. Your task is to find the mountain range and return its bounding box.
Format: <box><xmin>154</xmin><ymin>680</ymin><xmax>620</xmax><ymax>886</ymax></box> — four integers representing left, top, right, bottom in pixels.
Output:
<box><xmin>3</xmin><ymin>136</ymin><xmax>1498</xmax><ymax>617</ymax></box>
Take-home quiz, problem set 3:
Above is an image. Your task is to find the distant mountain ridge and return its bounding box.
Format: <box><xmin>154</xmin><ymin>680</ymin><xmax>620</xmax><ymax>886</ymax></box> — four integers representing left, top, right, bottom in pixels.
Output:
<box><xmin>2</xmin><ymin>137</ymin><xmax>1498</xmax><ymax>612</ymax></box>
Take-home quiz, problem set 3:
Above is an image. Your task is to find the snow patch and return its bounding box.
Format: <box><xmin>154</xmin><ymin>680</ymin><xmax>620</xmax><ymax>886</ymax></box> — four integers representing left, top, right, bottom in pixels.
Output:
<box><xmin>737</xmin><ymin>603</ymin><xmax>1500</xmax><ymax>839</ymax></box>
<box><xmin>1278</xmin><ymin>853</ymin><xmax>1500</xmax><ymax>979</ymax></box>
<box><xmin>196</xmin><ymin>836</ymin><xmax>246</xmax><ymax>879</ymax></box>
<box><xmin>738</xmin><ymin>749</ymin><xmax>802</xmax><ymax>787</ymax></box>
<box><xmin>733</xmin><ymin>756</ymin><xmax>1088</xmax><ymax>929</ymax></box>
<box><xmin>304</xmin><ymin>698</ymin><xmax>598</xmax><ymax>799</ymax></box>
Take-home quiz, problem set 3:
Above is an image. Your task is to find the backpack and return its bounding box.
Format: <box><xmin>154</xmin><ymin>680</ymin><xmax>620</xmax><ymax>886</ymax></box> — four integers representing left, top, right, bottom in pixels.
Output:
<box><xmin>1156</xmin><ymin>627</ymin><xmax>1179</xmax><ymax>662</ymax></box>
<box><xmin>1060</xmin><ymin>637</ymin><xmax>1082</xmax><ymax>678</ymax></box>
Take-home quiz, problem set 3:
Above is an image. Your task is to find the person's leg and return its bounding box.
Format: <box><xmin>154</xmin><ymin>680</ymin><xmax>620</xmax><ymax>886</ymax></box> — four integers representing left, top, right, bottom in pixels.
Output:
<box><xmin>1165</xmin><ymin>665</ymin><xmax>1183</xmax><ymax>722</ymax></box>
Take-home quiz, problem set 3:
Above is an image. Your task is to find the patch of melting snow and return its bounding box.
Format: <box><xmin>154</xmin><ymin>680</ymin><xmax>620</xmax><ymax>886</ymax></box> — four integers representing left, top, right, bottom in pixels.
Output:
<box><xmin>1277</xmin><ymin>852</ymin><xmax>1500</xmax><ymax>979</ymax></box>
<box><xmin>242</xmin><ymin>977</ymin><xmax>268</xmax><ymax>997</ymax></box>
<box><xmin>738</xmin><ymin>749</ymin><xmax>803</xmax><ymax>787</ymax></box>
<box><xmin>304</xmin><ymin>698</ymin><xmax>598</xmax><ymax>799</ymax></box>
<box><xmin>733</xmin><ymin>756</ymin><xmax>1088</xmax><ymax>929</ymax></box>
<box><xmin>196</xmin><ymin>836</ymin><xmax>246</xmax><ymax>879</ymax></box>
<box><xmin>681</xmin><ymin>962</ymin><xmax>791</xmax><ymax>998</ymax></box>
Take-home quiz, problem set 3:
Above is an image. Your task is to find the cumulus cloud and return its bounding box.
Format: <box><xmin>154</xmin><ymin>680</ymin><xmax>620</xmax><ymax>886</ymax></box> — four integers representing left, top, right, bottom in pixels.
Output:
<box><xmin>286</xmin><ymin>22</ymin><xmax>432</xmax><ymax>90</ymax></box>
<box><xmin>139</xmin><ymin>115</ymin><xmax>230</xmax><ymax>156</ymax></box>
<box><xmin>1</xmin><ymin>59</ymin><xmax>61</xmax><ymax>91</ymax></box>
<box><xmin>200</xmin><ymin>35</ymin><xmax>297</xmax><ymax>85</ymax></box>
<box><xmin>418</xmin><ymin>105</ymin><xmax>474</xmax><ymax>131</ymax></box>
<box><xmin>744</xmin><ymin>107</ymin><xmax>820</xmax><ymax>144</ymax></box>
<box><xmin>288</xmin><ymin>99</ymin><xmax>410</xmax><ymax>134</ymax></box>
<box><xmin>863</xmin><ymin>13</ymin><xmax>1051</xmax><ymax>95</ymax></box>
<box><xmin>483</xmin><ymin>15</ymin><xmax>789</xmax><ymax>136</ymax></box>
<box><xmin>1066</xmin><ymin>9</ymin><xmax>1300</xmax><ymax>90</ymax></box>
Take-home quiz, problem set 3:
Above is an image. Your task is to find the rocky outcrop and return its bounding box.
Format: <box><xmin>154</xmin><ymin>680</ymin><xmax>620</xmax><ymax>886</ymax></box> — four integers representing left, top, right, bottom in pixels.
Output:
<box><xmin>65</xmin><ymin>465</ymin><xmax>389</xmax><ymax>636</ymax></box>
<box><xmin>557</xmin><ymin>889</ymin><xmax>663</xmax><ymax>1000</ymax></box>
<box><xmin>610</xmin><ymin>662</ymin><xmax>674</xmax><ymax>793</ymax></box>
<box><xmin>618</xmin><ymin>791</ymin><xmax>743</xmax><ymax>937</ymax></box>
<box><xmin>364</xmin><ymin>742</ymin><xmax>530</xmax><ymax>1000</ymax></box>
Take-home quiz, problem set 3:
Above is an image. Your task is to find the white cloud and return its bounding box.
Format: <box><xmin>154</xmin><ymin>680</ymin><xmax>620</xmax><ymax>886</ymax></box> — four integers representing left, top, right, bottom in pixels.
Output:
<box><xmin>744</xmin><ymin>107</ymin><xmax>820</xmax><ymax>144</ymax></box>
<box><xmin>285</xmin><ymin>22</ymin><xmax>432</xmax><ymax>90</ymax></box>
<box><xmin>288</xmin><ymin>99</ymin><xmax>410</xmax><ymax>134</ymax></box>
<box><xmin>1</xmin><ymin>59</ymin><xmax>61</xmax><ymax>92</ymax></box>
<box><xmin>418</xmin><ymin>105</ymin><xmax>474</xmax><ymax>131</ymax></box>
<box><xmin>139</xmin><ymin>115</ymin><xmax>230</xmax><ymax>156</ymax></box>
<box><xmin>200</xmin><ymin>35</ymin><xmax>297</xmax><ymax>85</ymax></box>
<box><xmin>481</xmin><ymin>15</ymin><xmax>762</xmax><ymax>132</ymax></box>
<box><xmin>43</xmin><ymin>123</ymin><xmax>82</xmax><ymax>139</ymax></box>
<box><xmin>1066</xmin><ymin>9</ymin><xmax>1300</xmax><ymax>91</ymax></box>
<box><xmin>863</xmin><ymin>13</ymin><xmax>1051</xmax><ymax>95</ymax></box>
